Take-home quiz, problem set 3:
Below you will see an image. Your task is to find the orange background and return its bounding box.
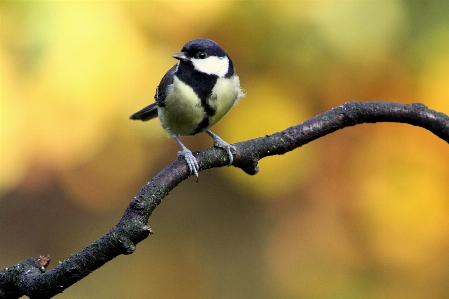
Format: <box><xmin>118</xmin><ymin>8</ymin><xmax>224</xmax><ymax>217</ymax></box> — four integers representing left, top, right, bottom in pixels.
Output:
<box><xmin>1</xmin><ymin>1</ymin><xmax>449</xmax><ymax>298</ymax></box>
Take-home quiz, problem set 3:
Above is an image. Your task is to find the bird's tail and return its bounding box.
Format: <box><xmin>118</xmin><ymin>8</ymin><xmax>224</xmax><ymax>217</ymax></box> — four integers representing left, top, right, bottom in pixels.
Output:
<box><xmin>129</xmin><ymin>103</ymin><xmax>158</xmax><ymax>121</ymax></box>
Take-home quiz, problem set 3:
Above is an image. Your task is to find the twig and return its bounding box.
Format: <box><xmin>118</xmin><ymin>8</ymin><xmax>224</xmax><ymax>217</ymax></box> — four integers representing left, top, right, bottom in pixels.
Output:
<box><xmin>1</xmin><ymin>101</ymin><xmax>448</xmax><ymax>298</ymax></box>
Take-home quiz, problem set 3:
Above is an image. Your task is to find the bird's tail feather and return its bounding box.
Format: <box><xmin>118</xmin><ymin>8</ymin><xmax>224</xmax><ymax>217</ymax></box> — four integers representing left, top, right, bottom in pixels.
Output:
<box><xmin>129</xmin><ymin>103</ymin><xmax>158</xmax><ymax>121</ymax></box>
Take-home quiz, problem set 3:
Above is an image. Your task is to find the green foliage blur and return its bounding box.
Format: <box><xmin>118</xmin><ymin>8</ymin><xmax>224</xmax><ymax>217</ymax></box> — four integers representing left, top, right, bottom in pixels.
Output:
<box><xmin>1</xmin><ymin>1</ymin><xmax>449</xmax><ymax>298</ymax></box>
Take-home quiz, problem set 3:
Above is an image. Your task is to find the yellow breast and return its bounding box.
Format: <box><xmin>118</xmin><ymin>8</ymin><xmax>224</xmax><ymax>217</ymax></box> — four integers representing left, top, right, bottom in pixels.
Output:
<box><xmin>158</xmin><ymin>75</ymin><xmax>243</xmax><ymax>136</ymax></box>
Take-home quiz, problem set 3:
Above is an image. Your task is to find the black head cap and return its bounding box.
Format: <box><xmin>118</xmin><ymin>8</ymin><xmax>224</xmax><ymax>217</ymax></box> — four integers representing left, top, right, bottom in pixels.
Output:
<box><xmin>181</xmin><ymin>39</ymin><xmax>228</xmax><ymax>59</ymax></box>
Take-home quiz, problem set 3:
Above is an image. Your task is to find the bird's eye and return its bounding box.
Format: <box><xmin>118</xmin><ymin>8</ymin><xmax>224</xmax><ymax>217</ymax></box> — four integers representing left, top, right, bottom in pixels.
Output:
<box><xmin>197</xmin><ymin>52</ymin><xmax>207</xmax><ymax>59</ymax></box>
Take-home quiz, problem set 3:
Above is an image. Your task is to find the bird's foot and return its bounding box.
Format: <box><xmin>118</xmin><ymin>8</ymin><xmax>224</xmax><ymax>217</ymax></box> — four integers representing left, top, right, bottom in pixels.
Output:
<box><xmin>206</xmin><ymin>131</ymin><xmax>237</xmax><ymax>165</ymax></box>
<box><xmin>177</xmin><ymin>149</ymin><xmax>199</xmax><ymax>180</ymax></box>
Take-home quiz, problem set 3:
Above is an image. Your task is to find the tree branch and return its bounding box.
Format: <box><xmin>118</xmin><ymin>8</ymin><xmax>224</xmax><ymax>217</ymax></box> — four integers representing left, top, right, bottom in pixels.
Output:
<box><xmin>1</xmin><ymin>101</ymin><xmax>448</xmax><ymax>298</ymax></box>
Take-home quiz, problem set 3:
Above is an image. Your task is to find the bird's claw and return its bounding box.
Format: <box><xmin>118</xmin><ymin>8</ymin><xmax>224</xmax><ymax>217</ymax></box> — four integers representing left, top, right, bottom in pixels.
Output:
<box><xmin>212</xmin><ymin>136</ymin><xmax>237</xmax><ymax>165</ymax></box>
<box><xmin>178</xmin><ymin>149</ymin><xmax>199</xmax><ymax>180</ymax></box>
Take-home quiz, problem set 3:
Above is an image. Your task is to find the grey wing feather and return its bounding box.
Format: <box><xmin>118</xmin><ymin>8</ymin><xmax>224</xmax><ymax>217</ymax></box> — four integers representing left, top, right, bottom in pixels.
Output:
<box><xmin>155</xmin><ymin>64</ymin><xmax>177</xmax><ymax>106</ymax></box>
<box><xmin>129</xmin><ymin>63</ymin><xmax>177</xmax><ymax>122</ymax></box>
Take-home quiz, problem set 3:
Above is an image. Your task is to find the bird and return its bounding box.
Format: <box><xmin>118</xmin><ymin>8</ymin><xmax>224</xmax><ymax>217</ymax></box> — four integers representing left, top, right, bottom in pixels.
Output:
<box><xmin>130</xmin><ymin>38</ymin><xmax>244</xmax><ymax>179</ymax></box>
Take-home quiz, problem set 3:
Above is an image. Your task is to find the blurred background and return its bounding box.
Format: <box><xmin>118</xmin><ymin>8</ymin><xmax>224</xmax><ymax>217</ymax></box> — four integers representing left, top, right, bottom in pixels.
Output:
<box><xmin>1</xmin><ymin>1</ymin><xmax>449</xmax><ymax>298</ymax></box>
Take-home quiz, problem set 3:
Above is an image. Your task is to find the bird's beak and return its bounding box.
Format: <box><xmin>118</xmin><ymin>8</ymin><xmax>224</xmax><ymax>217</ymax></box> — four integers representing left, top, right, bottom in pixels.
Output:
<box><xmin>172</xmin><ymin>52</ymin><xmax>190</xmax><ymax>62</ymax></box>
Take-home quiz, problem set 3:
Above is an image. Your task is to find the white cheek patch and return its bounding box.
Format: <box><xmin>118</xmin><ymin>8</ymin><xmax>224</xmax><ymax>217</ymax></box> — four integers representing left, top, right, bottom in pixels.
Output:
<box><xmin>191</xmin><ymin>56</ymin><xmax>229</xmax><ymax>77</ymax></box>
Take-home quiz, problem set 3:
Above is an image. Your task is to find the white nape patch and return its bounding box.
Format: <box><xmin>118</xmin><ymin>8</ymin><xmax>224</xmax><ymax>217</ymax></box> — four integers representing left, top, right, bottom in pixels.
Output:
<box><xmin>191</xmin><ymin>56</ymin><xmax>229</xmax><ymax>77</ymax></box>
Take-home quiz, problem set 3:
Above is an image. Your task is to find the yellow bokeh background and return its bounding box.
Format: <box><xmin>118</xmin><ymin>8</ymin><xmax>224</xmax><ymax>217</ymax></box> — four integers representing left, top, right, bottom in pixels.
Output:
<box><xmin>2</xmin><ymin>1</ymin><xmax>449</xmax><ymax>298</ymax></box>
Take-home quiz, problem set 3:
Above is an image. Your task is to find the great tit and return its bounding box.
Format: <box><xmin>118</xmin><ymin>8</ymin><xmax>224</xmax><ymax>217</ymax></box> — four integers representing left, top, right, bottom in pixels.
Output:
<box><xmin>130</xmin><ymin>38</ymin><xmax>244</xmax><ymax>179</ymax></box>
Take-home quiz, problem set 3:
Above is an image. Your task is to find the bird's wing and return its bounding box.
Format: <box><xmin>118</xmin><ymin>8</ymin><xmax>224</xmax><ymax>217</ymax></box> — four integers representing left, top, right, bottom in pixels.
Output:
<box><xmin>129</xmin><ymin>64</ymin><xmax>178</xmax><ymax>121</ymax></box>
<box><xmin>129</xmin><ymin>103</ymin><xmax>158</xmax><ymax>121</ymax></box>
<box><xmin>154</xmin><ymin>64</ymin><xmax>177</xmax><ymax>107</ymax></box>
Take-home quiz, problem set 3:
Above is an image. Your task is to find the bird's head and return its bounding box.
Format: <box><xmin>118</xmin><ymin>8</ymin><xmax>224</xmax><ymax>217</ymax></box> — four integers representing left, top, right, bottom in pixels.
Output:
<box><xmin>172</xmin><ymin>39</ymin><xmax>233</xmax><ymax>78</ymax></box>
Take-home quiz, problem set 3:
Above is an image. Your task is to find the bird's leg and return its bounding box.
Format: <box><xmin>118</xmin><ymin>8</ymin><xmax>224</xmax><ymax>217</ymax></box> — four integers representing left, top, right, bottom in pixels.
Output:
<box><xmin>172</xmin><ymin>135</ymin><xmax>199</xmax><ymax>179</ymax></box>
<box><xmin>205</xmin><ymin>130</ymin><xmax>237</xmax><ymax>165</ymax></box>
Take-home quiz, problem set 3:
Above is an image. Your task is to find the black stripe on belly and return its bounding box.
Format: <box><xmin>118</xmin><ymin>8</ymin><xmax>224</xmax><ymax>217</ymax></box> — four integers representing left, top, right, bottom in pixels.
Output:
<box><xmin>193</xmin><ymin>117</ymin><xmax>210</xmax><ymax>135</ymax></box>
<box><xmin>176</xmin><ymin>62</ymin><xmax>218</xmax><ymax>117</ymax></box>
<box><xmin>204</xmin><ymin>101</ymin><xmax>215</xmax><ymax>116</ymax></box>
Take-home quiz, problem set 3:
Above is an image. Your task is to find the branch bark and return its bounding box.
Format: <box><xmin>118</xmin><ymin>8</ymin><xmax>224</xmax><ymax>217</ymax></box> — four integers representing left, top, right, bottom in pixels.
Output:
<box><xmin>1</xmin><ymin>101</ymin><xmax>448</xmax><ymax>298</ymax></box>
